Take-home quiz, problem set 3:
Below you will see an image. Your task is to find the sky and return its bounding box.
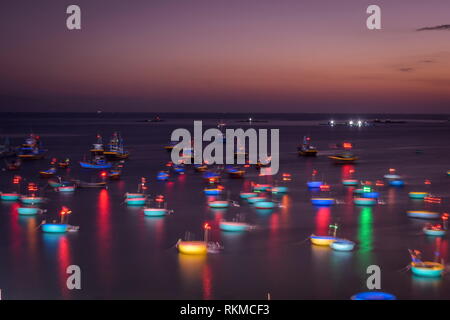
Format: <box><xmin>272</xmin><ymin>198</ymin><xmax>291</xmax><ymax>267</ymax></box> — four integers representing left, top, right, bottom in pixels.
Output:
<box><xmin>0</xmin><ymin>0</ymin><xmax>449</xmax><ymax>113</ymax></box>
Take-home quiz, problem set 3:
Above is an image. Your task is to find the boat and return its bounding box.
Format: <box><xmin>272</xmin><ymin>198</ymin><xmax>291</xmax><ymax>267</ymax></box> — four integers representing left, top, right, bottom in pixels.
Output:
<box><xmin>297</xmin><ymin>136</ymin><xmax>318</xmax><ymax>156</ymax></box>
<box><xmin>41</xmin><ymin>223</ymin><xmax>68</xmax><ymax>233</ymax></box>
<box><xmin>227</xmin><ymin>167</ymin><xmax>245</xmax><ymax>179</ymax></box>
<box><xmin>247</xmin><ymin>196</ymin><xmax>267</xmax><ymax>204</ymax></box>
<box><xmin>252</xmin><ymin>184</ymin><xmax>272</xmax><ymax>192</ymax></box>
<box><xmin>18</xmin><ymin>134</ymin><xmax>46</xmax><ymax>160</ymax></box>
<box><xmin>423</xmin><ymin>214</ymin><xmax>448</xmax><ymax>236</ymax></box>
<box><xmin>407</xmin><ymin>211</ymin><xmax>440</xmax><ymax>219</ymax></box>
<box><xmin>310</xmin><ymin>235</ymin><xmax>336</xmax><ymax>246</ymax></box>
<box><xmin>254</xmin><ymin>201</ymin><xmax>277</xmax><ymax>209</ymax></box>
<box><xmin>219</xmin><ymin>221</ymin><xmax>250</xmax><ymax>232</ymax></box>
<box><xmin>208</xmin><ymin>200</ymin><xmax>230</xmax><ymax>209</ymax></box>
<box><xmin>240</xmin><ymin>192</ymin><xmax>258</xmax><ymax>199</ymax></box>
<box><xmin>351</xmin><ymin>292</ymin><xmax>396</xmax><ymax>300</ymax></box>
<box><xmin>204</xmin><ymin>187</ymin><xmax>224</xmax><ymax>196</ymax></box>
<box><xmin>125</xmin><ymin>197</ymin><xmax>146</xmax><ymax>206</ymax></box>
<box><xmin>330</xmin><ymin>239</ymin><xmax>355</xmax><ymax>251</ymax></box>
<box><xmin>307</xmin><ymin>181</ymin><xmax>323</xmax><ymax>188</ymax></box>
<box><xmin>361</xmin><ymin>191</ymin><xmax>380</xmax><ymax>199</ymax></box>
<box><xmin>342</xmin><ymin>179</ymin><xmax>359</xmax><ymax>186</ymax></box>
<box><xmin>143</xmin><ymin>208</ymin><xmax>170</xmax><ymax>217</ymax></box>
<box><xmin>18</xmin><ymin>207</ymin><xmax>45</xmax><ymax>215</ymax></box>
<box><xmin>409</xmin><ymin>249</ymin><xmax>444</xmax><ymax>277</ymax></box>
<box><xmin>58</xmin><ymin>159</ymin><xmax>70</xmax><ymax>168</ymax></box>
<box><xmin>409</xmin><ymin>192</ymin><xmax>428</xmax><ymax>199</ymax></box>
<box><xmin>0</xmin><ymin>192</ymin><xmax>20</xmax><ymax>201</ymax></box>
<box><xmin>39</xmin><ymin>167</ymin><xmax>57</xmax><ymax>178</ymax></box>
<box><xmin>353</xmin><ymin>197</ymin><xmax>377</xmax><ymax>206</ymax></box>
<box><xmin>79</xmin><ymin>156</ymin><xmax>112</xmax><ymax>169</ymax></box>
<box><xmin>157</xmin><ymin>171</ymin><xmax>170</xmax><ymax>181</ymax></box>
<box><xmin>311</xmin><ymin>198</ymin><xmax>335</xmax><ymax>206</ymax></box>
<box><xmin>389</xmin><ymin>179</ymin><xmax>405</xmax><ymax>187</ymax></box>
<box><xmin>108</xmin><ymin>168</ymin><xmax>122</xmax><ymax>180</ymax></box>
<box><xmin>73</xmin><ymin>180</ymin><xmax>107</xmax><ymax>188</ymax></box>
<box><xmin>57</xmin><ymin>185</ymin><xmax>76</xmax><ymax>192</ymax></box>
<box><xmin>270</xmin><ymin>186</ymin><xmax>289</xmax><ymax>194</ymax></box>
<box><xmin>177</xmin><ymin>240</ymin><xmax>207</xmax><ymax>255</ymax></box>
<box><xmin>90</xmin><ymin>134</ymin><xmax>105</xmax><ymax>155</ymax></box>
<box><xmin>328</xmin><ymin>152</ymin><xmax>358</xmax><ymax>164</ymax></box>
<box><xmin>103</xmin><ymin>132</ymin><xmax>130</xmax><ymax>160</ymax></box>
<box><xmin>21</xmin><ymin>196</ymin><xmax>45</xmax><ymax>205</ymax></box>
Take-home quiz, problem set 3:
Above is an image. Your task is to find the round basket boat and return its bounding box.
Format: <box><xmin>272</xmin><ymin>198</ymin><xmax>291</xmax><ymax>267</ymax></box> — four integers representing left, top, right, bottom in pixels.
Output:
<box><xmin>20</xmin><ymin>196</ymin><xmax>44</xmax><ymax>204</ymax></box>
<box><xmin>408</xmin><ymin>192</ymin><xmax>428</xmax><ymax>200</ymax></box>
<box><xmin>240</xmin><ymin>192</ymin><xmax>258</xmax><ymax>199</ymax></box>
<box><xmin>18</xmin><ymin>207</ymin><xmax>43</xmax><ymax>215</ymax></box>
<box><xmin>342</xmin><ymin>179</ymin><xmax>359</xmax><ymax>186</ymax></box>
<box><xmin>307</xmin><ymin>181</ymin><xmax>323</xmax><ymax>189</ymax></box>
<box><xmin>311</xmin><ymin>198</ymin><xmax>335</xmax><ymax>206</ymax></box>
<box><xmin>310</xmin><ymin>234</ymin><xmax>336</xmax><ymax>246</ymax></box>
<box><xmin>42</xmin><ymin>223</ymin><xmax>68</xmax><ymax>233</ymax></box>
<box><xmin>384</xmin><ymin>174</ymin><xmax>400</xmax><ymax>180</ymax></box>
<box><xmin>1</xmin><ymin>193</ymin><xmax>20</xmax><ymax>201</ymax></box>
<box><xmin>125</xmin><ymin>192</ymin><xmax>145</xmax><ymax>199</ymax></box>
<box><xmin>156</xmin><ymin>172</ymin><xmax>169</xmax><ymax>181</ymax></box>
<box><xmin>389</xmin><ymin>180</ymin><xmax>405</xmax><ymax>187</ymax></box>
<box><xmin>407</xmin><ymin>211</ymin><xmax>440</xmax><ymax>219</ymax></box>
<box><xmin>219</xmin><ymin>221</ymin><xmax>249</xmax><ymax>232</ymax></box>
<box><xmin>411</xmin><ymin>262</ymin><xmax>444</xmax><ymax>277</ymax></box>
<box><xmin>247</xmin><ymin>196</ymin><xmax>267</xmax><ymax>204</ymax></box>
<box><xmin>143</xmin><ymin>208</ymin><xmax>168</xmax><ymax>217</ymax></box>
<box><xmin>57</xmin><ymin>186</ymin><xmax>76</xmax><ymax>192</ymax></box>
<box><xmin>361</xmin><ymin>192</ymin><xmax>380</xmax><ymax>199</ymax></box>
<box><xmin>125</xmin><ymin>197</ymin><xmax>146</xmax><ymax>206</ymax></box>
<box><xmin>177</xmin><ymin>241</ymin><xmax>207</xmax><ymax>255</ymax></box>
<box><xmin>208</xmin><ymin>200</ymin><xmax>229</xmax><ymax>209</ymax></box>
<box><xmin>254</xmin><ymin>201</ymin><xmax>277</xmax><ymax>209</ymax></box>
<box><xmin>204</xmin><ymin>188</ymin><xmax>223</xmax><ymax>196</ymax></box>
<box><xmin>354</xmin><ymin>197</ymin><xmax>377</xmax><ymax>206</ymax></box>
<box><xmin>271</xmin><ymin>186</ymin><xmax>288</xmax><ymax>194</ymax></box>
<box><xmin>253</xmin><ymin>184</ymin><xmax>271</xmax><ymax>192</ymax></box>
<box><xmin>330</xmin><ymin>239</ymin><xmax>355</xmax><ymax>251</ymax></box>
<box><xmin>423</xmin><ymin>227</ymin><xmax>446</xmax><ymax>236</ymax></box>
<box><xmin>351</xmin><ymin>292</ymin><xmax>396</xmax><ymax>300</ymax></box>
<box><xmin>353</xmin><ymin>188</ymin><xmax>364</xmax><ymax>195</ymax></box>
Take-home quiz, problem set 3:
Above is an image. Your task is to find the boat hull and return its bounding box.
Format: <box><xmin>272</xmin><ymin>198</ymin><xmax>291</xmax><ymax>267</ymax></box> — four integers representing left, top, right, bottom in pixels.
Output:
<box><xmin>208</xmin><ymin>201</ymin><xmax>229</xmax><ymax>208</ymax></box>
<box><xmin>330</xmin><ymin>239</ymin><xmax>355</xmax><ymax>251</ymax></box>
<box><xmin>143</xmin><ymin>208</ymin><xmax>168</xmax><ymax>217</ymax></box>
<box><xmin>310</xmin><ymin>235</ymin><xmax>336</xmax><ymax>246</ymax></box>
<box><xmin>18</xmin><ymin>207</ymin><xmax>42</xmax><ymax>215</ymax></box>
<box><xmin>220</xmin><ymin>222</ymin><xmax>249</xmax><ymax>232</ymax></box>
<box><xmin>125</xmin><ymin>198</ymin><xmax>146</xmax><ymax>206</ymax></box>
<box><xmin>353</xmin><ymin>198</ymin><xmax>377</xmax><ymax>206</ymax></box>
<box><xmin>21</xmin><ymin>197</ymin><xmax>44</xmax><ymax>204</ymax></box>
<box><xmin>177</xmin><ymin>241</ymin><xmax>207</xmax><ymax>255</ymax></box>
<box><xmin>407</xmin><ymin>211</ymin><xmax>440</xmax><ymax>219</ymax></box>
<box><xmin>42</xmin><ymin>224</ymin><xmax>68</xmax><ymax>233</ymax></box>
<box><xmin>409</xmin><ymin>192</ymin><xmax>428</xmax><ymax>199</ymax></box>
<box><xmin>423</xmin><ymin>228</ymin><xmax>446</xmax><ymax>236</ymax></box>
<box><xmin>1</xmin><ymin>193</ymin><xmax>20</xmax><ymax>201</ymax></box>
<box><xmin>79</xmin><ymin>161</ymin><xmax>112</xmax><ymax>169</ymax></box>
<box><xmin>411</xmin><ymin>262</ymin><xmax>444</xmax><ymax>277</ymax></box>
<box><xmin>311</xmin><ymin>198</ymin><xmax>335</xmax><ymax>206</ymax></box>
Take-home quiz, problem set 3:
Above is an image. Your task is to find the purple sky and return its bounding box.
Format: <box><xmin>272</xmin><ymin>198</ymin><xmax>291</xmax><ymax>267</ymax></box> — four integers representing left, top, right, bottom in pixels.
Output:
<box><xmin>1</xmin><ymin>0</ymin><xmax>449</xmax><ymax>113</ymax></box>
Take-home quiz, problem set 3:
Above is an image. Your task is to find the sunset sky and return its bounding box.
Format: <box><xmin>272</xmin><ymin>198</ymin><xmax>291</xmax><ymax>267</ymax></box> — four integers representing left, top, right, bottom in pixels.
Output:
<box><xmin>1</xmin><ymin>0</ymin><xmax>449</xmax><ymax>113</ymax></box>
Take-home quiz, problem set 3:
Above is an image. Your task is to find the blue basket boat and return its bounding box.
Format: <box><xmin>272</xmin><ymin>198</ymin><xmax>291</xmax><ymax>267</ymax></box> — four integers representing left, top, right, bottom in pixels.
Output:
<box><xmin>307</xmin><ymin>181</ymin><xmax>323</xmax><ymax>189</ymax></box>
<box><xmin>219</xmin><ymin>221</ymin><xmax>249</xmax><ymax>232</ymax></box>
<box><xmin>353</xmin><ymin>197</ymin><xmax>377</xmax><ymax>206</ymax></box>
<box><xmin>204</xmin><ymin>188</ymin><xmax>223</xmax><ymax>195</ymax></box>
<box><xmin>351</xmin><ymin>292</ymin><xmax>396</xmax><ymax>300</ymax></box>
<box><xmin>330</xmin><ymin>239</ymin><xmax>355</xmax><ymax>251</ymax></box>
<box><xmin>342</xmin><ymin>179</ymin><xmax>359</xmax><ymax>186</ymax></box>
<box><xmin>247</xmin><ymin>196</ymin><xmax>267</xmax><ymax>204</ymax></box>
<box><xmin>208</xmin><ymin>201</ymin><xmax>229</xmax><ymax>208</ymax></box>
<box><xmin>143</xmin><ymin>208</ymin><xmax>168</xmax><ymax>217</ymax></box>
<box><xmin>254</xmin><ymin>201</ymin><xmax>277</xmax><ymax>209</ymax></box>
<box><xmin>125</xmin><ymin>197</ymin><xmax>146</xmax><ymax>206</ymax></box>
<box><xmin>21</xmin><ymin>196</ymin><xmax>44</xmax><ymax>204</ymax></box>
<box><xmin>311</xmin><ymin>198</ymin><xmax>335</xmax><ymax>206</ymax></box>
<box><xmin>18</xmin><ymin>207</ymin><xmax>43</xmax><ymax>215</ymax></box>
<box><xmin>1</xmin><ymin>193</ymin><xmax>20</xmax><ymax>201</ymax></box>
<box><xmin>361</xmin><ymin>192</ymin><xmax>379</xmax><ymax>199</ymax></box>
<box><xmin>407</xmin><ymin>211</ymin><xmax>440</xmax><ymax>219</ymax></box>
<box><xmin>157</xmin><ymin>171</ymin><xmax>169</xmax><ymax>181</ymax></box>
<box><xmin>42</xmin><ymin>223</ymin><xmax>68</xmax><ymax>233</ymax></box>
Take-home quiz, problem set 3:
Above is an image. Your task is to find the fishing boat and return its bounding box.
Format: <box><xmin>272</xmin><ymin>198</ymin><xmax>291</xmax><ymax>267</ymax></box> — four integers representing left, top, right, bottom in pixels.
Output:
<box><xmin>157</xmin><ymin>171</ymin><xmax>170</xmax><ymax>181</ymax></box>
<box><xmin>103</xmin><ymin>132</ymin><xmax>130</xmax><ymax>160</ymax></box>
<box><xmin>307</xmin><ymin>181</ymin><xmax>323</xmax><ymax>188</ymax></box>
<box><xmin>219</xmin><ymin>221</ymin><xmax>250</xmax><ymax>232</ymax></box>
<box><xmin>143</xmin><ymin>208</ymin><xmax>170</xmax><ymax>217</ymax></box>
<box><xmin>39</xmin><ymin>167</ymin><xmax>57</xmax><ymax>178</ymax></box>
<box><xmin>409</xmin><ymin>249</ymin><xmax>444</xmax><ymax>277</ymax></box>
<box><xmin>351</xmin><ymin>292</ymin><xmax>396</xmax><ymax>300</ymax></box>
<box><xmin>0</xmin><ymin>192</ymin><xmax>20</xmax><ymax>201</ymax></box>
<box><xmin>73</xmin><ymin>180</ymin><xmax>107</xmax><ymax>188</ymax></box>
<box><xmin>407</xmin><ymin>211</ymin><xmax>440</xmax><ymax>219</ymax></box>
<box><xmin>297</xmin><ymin>136</ymin><xmax>318</xmax><ymax>156</ymax></box>
<box><xmin>254</xmin><ymin>201</ymin><xmax>277</xmax><ymax>209</ymax></box>
<box><xmin>208</xmin><ymin>200</ymin><xmax>230</xmax><ymax>209</ymax></box>
<box><xmin>330</xmin><ymin>239</ymin><xmax>355</xmax><ymax>251</ymax></box>
<box><xmin>423</xmin><ymin>214</ymin><xmax>448</xmax><ymax>236</ymax></box>
<box><xmin>79</xmin><ymin>156</ymin><xmax>112</xmax><ymax>169</ymax></box>
<box><xmin>18</xmin><ymin>207</ymin><xmax>45</xmax><ymax>215</ymax></box>
<box><xmin>18</xmin><ymin>134</ymin><xmax>46</xmax><ymax>160</ymax></box>
<box><xmin>342</xmin><ymin>179</ymin><xmax>359</xmax><ymax>186</ymax></box>
<box><xmin>311</xmin><ymin>198</ymin><xmax>335</xmax><ymax>206</ymax></box>
<box><xmin>58</xmin><ymin>158</ymin><xmax>70</xmax><ymax>168</ymax></box>
<box><xmin>328</xmin><ymin>152</ymin><xmax>358</xmax><ymax>164</ymax></box>
<box><xmin>240</xmin><ymin>192</ymin><xmax>258</xmax><ymax>199</ymax></box>
<box><xmin>125</xmin><ymin>197</ymin><xmax>147</xmax><ymax>206</ymax></box>
<box><xmin>310</xmin><ymin>235</ymin><xmax>336</xmax><ymax>246</ymax></box>
<box><xmin>247</xmin><ymin>196</ymin><xmax>267</xmax><ymax>204</ymax></box>
<box><xmin>353</xmin><ymin>197</ymin><xmax>377</xmax><ymax>206</ymax></box>
<box><xmin>409</xmin><ymin>192</ymin><xmax>428</xmax><ymax>199</ymax></box>
<box><xmin>90</xmin><ymin>134</ymin><xmax>105</xmax><ymax>155</ymax></box>
<box><xmin>204</xmin><ymin>186</ymin><xmax>224</xmax><ymax>196</ymax></box>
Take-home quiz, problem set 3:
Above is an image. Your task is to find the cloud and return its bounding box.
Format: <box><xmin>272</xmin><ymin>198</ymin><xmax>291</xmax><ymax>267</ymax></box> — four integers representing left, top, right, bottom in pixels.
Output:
<box><xmin>398</xmin><ymin>67</ymin><xmax>414</xmax><ymax>72</ymax></box>
<box><xmin>417</xmin><ymin>25</ymin><xmax>450</xmax><ymax>31</ymax></box>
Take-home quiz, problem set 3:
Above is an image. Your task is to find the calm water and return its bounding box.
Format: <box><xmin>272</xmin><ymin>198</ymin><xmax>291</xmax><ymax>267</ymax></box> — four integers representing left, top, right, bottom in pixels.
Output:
<box><xmin>0</xmin><ymin>114</ymin><xmax>449</xmax><ymax>300</ymax></box>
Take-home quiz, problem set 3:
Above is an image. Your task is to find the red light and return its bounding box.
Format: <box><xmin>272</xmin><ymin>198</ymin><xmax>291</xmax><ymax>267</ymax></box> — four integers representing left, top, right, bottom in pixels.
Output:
<box><xmin>204</xmin><ymin>223</ymin><xmax>211</xmax><ymax>230</ymax></box>
<box><xmin>389</xmin><ymin>168</ymin><xmax>395</xmax><ymax>173</ymax></box>
<box><xmin>320</xmin><ymin>184</ymin><xmax>331</xmax><ymax>191</ymax></box>
<box><xmin>101</xmin><ymin>171</ymin><xmax>107</xmax><ymax>177</ymax></box>
<box><xmin>424</xmin><ymin>179</ymin><xmax>431</xmax><ymax>185</ymax></box>
<box><xmin>343</xmin><ymin>142</ymin><xmax>352</xmax><ymax>149</ymax></box>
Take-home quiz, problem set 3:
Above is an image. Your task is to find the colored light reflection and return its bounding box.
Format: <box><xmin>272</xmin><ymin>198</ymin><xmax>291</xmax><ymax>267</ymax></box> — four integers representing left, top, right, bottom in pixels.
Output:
<box><xmin>97</xmin><ymin>189</ymin><xmax>113</xmax><ymax>289</ymax></box>
<box><xmin>341</xmin><ymin>164</ymin><xmax>355</xmax><ymax>180</ymax></box>
<box><xmin>178</xmin><ymin>254</ymin><xmax>212</xmax><ymax>299</ymax></box>
<box><xmin>315</xmin><ymin>207</ymin><xmax>331</xmax><ymax>235</ymax></box>
<box><xmin>357</xmin><ymin>207</ymin><xmax>374</xmax><ymax>268</ymax></box>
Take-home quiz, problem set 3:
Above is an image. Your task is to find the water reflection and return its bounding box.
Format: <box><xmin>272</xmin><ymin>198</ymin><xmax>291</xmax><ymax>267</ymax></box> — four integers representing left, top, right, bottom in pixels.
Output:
<box><xmin>315</xmin><ymin>207</ymin><xmax>331</xmax><ymax>235</ymax></box>
<box><xmin>178</xmin><ymin>254</ymin><xmax>212</xmax><ymax>299</ymax></box>
<box><xmin>357</xmin><ymin>207</ymin><xmax>374</xmax><ymax>268</ymax></box>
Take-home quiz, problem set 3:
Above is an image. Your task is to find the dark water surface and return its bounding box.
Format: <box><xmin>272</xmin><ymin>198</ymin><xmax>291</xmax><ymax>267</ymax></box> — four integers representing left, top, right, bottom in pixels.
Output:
<box><xmin>0</xmin><ymin>114</ymin><xmax>449</xmax><ymax>299</ymax></box>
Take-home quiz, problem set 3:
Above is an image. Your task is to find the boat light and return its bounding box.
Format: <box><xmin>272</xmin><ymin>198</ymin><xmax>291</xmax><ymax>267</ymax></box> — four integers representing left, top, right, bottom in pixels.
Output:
<box><xmin>343</xmin><ymin>142</ymin><xmax>352</xmax><ymax>149</ymax></box>
<box><xmin>13</xmin><ymin>175</ymin><xmax>22</xmax><ymax>184</ymax></box>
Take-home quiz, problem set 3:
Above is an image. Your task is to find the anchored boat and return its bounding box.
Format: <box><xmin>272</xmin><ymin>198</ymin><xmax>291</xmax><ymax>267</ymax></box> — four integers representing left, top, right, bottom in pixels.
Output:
<box><xmin>311</xmin><ymin>198</ymin><xmax>335</xmax><ymax>206</ymax></box>
<box><xmin>103</xmin><ymin>132</ymin><xmax>129</xmax><ymax>160</ymax></box>
<box><xmin>18</xmin><ymin>134</ymin><xmax>46</xmax><ymax>160</ymax></box>
<box><xmin>298</xmin><ymin>136</ymin><xmax>318</xmax><ymax>156</ymax></box>
<box><xmin>407</xmin><ymin>211</ymin><xmax>440</xmax><ymax>219</ymax></box>
<box><xmin>409</xmin><ymin>249</ymin><xmax>444</xmax><ymax>277</ymax></box>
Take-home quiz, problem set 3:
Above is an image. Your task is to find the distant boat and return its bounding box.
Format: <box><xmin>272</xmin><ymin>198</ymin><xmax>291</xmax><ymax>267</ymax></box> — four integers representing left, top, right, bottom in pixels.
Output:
<box><xmin>103</xmin><ymin>132</ymin><xmax>130</xmax><ymax>160</ymax></box>
<box><xmin>80</xmin><ymin>157</ymin><xmax>112</xmax><ymax>169</ymax></box>
<box><xmin>298</xmin><ymin>136</ymin><xmax>318</xmax><ymax>156</ymax></box>
<box><xmin>328</xmin><ymin>152</ymin><xmax>358</xmax><ymax>164</ymax></box>
<box><xmin>18</xmin><ymin>134</ymin><xmax>46</xmax><ymax>160</ymax></box>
